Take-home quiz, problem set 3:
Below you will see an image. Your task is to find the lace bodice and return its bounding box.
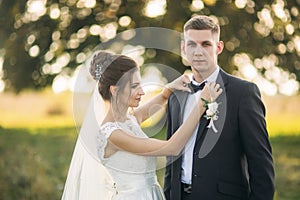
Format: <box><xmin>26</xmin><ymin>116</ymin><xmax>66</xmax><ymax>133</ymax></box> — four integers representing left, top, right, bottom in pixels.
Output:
<box><xmin>96</xmin><ymin>115</ymin><xmax>157</xmax><ymax>192</ymax></box>
<box><xmin>95</xmin><ymin>114</ymin><xmax>165</xmax><ymax>199</ymax></box>
<box><xmin>97</xmin><ymin>122</ymin><xmax>122</xmax><ymax>161</ymax></box>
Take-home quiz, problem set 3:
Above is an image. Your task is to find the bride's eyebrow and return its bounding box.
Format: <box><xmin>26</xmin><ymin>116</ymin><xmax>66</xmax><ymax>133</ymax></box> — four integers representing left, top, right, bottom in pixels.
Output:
<box><xmin>131</xmin><ymin>80</ymin><xmax>141</xmax><ymax>84</ymax></box>
<box><xmin>130</xmin><ymin>82</ymin><xmax>140</xmax><ymax>86</ymax></box>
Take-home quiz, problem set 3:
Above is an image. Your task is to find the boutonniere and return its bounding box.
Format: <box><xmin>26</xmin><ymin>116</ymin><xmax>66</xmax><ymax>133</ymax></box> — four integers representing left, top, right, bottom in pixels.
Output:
<box><xmin>201</xmin><ymin>98</ymin><xmax>221</xmax><ymax>133</ymax></box>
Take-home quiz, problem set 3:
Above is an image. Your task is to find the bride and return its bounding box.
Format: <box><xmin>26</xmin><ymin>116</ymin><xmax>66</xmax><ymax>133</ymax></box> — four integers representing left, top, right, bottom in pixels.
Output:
<box><xmin>62</xmin><ymin>51</ymin><xmax>222</xmax><ymax>200</ymax></box>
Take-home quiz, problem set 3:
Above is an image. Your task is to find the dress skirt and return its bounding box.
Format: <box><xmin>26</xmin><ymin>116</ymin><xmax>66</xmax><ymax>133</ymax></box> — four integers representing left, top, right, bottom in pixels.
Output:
<box><xmin>114</xmin><ymin>175</ymin><xmax>165</xmax><ymax>200</ymax></box>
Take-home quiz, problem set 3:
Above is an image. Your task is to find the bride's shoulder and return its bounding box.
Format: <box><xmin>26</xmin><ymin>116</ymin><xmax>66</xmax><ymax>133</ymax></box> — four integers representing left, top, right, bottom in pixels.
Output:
<box><xmin>100</xmin><ymin>121</ymin><xmax>118</xmax><ymax>128</ymax></box>
<box><xmin>99</xmin><ymin>121</ymin><xmax>121</xmax><ymax>137</ymax></box>
<box><xmin>99</xmin><ymin>114</ymin><xmax>139</xmax><ymax>134</ymax></box>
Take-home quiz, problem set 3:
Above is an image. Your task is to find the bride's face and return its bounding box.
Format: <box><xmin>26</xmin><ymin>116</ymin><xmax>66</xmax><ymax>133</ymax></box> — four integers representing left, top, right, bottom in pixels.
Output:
<box><xmin>127</xmin><ymin>70</ymin><xmax>145</xmax><ymax>107</ymax></box>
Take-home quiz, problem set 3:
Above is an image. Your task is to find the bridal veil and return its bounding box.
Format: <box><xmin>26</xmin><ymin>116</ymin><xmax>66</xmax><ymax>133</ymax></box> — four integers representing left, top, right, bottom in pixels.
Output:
<box><xmin>61</xmin><ymin>62</ymin><xmax>116</xmax><ymax>200</ymax></box>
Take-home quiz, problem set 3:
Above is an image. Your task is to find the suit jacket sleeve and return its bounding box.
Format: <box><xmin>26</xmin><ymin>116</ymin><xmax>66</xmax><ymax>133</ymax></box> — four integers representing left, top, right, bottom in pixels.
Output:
<box><xmin>238</xmin><ymin>83</ymin><xmax>275</xmax><ymax>200</ymax></box>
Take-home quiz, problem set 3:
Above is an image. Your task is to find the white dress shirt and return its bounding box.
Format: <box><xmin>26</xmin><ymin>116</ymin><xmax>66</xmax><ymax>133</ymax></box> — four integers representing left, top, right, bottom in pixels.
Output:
<box><xmin>181</xmin><ymin>67</ymin><xmax>220</xmax><ymax>184</ymax></box>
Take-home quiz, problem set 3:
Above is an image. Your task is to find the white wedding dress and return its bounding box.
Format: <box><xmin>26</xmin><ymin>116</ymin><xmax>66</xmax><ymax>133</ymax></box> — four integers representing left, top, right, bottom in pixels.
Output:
<box><xmin>97</xmin><ymin>114</ymin><xmax>165</xmax><ymax>200</ymax></box>
<box><xmin>62</xmin><ymin>65</ymin><xmax>165</xmax><ymax>200</ymax></box>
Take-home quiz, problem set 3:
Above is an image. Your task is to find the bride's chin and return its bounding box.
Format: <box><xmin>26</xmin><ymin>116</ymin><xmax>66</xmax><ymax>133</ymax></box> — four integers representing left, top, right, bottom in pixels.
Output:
<box><xmin>134</xmin><ymin>103</ymin><xmax>140</xmax><ymax>107</ymax></box>
<box><xmin>133</xmin><ymin>103</ymin><xmax>139</xmax><ymax>107</ymax></box>
<box><xmin>128</xmin><ymin>103</ymin><xmax>138</xmax><ymax>108</ymax></box>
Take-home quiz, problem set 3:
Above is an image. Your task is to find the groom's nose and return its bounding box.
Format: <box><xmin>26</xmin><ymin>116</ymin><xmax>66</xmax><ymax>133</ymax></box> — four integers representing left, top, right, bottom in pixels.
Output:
<box><xmin>194</xmin><ymin>45</ymin><xmax>204</xmax><ymax>56</ymax></box>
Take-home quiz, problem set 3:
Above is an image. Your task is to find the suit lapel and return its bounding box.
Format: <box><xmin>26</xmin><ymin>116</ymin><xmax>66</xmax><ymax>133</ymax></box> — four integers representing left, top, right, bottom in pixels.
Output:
<box><xmin>173</xmin><ymin>91</ymin><xmax>189</xmax><ymax>124</ymax></box>
<box><xmin>178</xmin><ymin>88</ymin><xmax>206</xmax><ymax>139</ymax></box>
<box><xmin>196</xmin><ymin>71</ymin><xmax>228</xmax><ymax>158</ymax></box>
<box><xmin>194</xmin><ymin>116</ymin><xmax>208</xmax><ymax>143</ymax></box>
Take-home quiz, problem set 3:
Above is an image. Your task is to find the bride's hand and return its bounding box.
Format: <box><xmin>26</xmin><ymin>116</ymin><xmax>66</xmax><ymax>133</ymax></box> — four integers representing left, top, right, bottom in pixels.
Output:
<box><xmin>200</xmin><ymin>82</ymin><xmax>222</xmax><ymax>102</ymax></box>
<box><xmin>165</xmin><ymin>74</ymin><xmax>191</xmax><ymax>93</ymax></box>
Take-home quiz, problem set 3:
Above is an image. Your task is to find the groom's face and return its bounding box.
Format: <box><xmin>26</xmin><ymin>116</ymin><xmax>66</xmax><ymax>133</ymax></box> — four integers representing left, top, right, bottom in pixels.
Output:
<box><xmin>182</xmin><ymin>29</ymin><xmax>223</xmax><ymax>77</ymax></box>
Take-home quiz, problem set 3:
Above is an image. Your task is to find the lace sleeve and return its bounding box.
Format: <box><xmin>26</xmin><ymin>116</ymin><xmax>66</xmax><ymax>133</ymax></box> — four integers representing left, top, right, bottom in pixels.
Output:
<box><xmin>97</xmin><ymin>122</ymin><xmax>121</xmax><ymax>161</ymax></box>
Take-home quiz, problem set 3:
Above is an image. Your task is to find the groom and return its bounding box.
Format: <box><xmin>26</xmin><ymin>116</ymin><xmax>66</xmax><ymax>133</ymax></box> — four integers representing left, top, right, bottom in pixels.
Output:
<box><xmin>164</xmin><ymin>15</ymin><xmax>275</xmax><ymax>200</ymax></box>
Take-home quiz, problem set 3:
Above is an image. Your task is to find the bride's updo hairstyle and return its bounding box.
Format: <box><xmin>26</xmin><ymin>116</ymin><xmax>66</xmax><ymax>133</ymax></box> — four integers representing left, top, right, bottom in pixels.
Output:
<box><xmin>90</xmin><ymin>51</ymin><xmax>138</xmax><ymax>101</ymax></box>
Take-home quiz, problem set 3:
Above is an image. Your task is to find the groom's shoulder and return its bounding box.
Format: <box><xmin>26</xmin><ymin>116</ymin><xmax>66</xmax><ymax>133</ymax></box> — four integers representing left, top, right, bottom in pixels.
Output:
<box><xmin>222</xmin><ymin>71</ymin><xmax>255</xmax><ymax>87</ymax></box>
<box><xmin>221</xmin><ymin>70</ymin><xmax>258</xmax><ymax>91</ymax></box>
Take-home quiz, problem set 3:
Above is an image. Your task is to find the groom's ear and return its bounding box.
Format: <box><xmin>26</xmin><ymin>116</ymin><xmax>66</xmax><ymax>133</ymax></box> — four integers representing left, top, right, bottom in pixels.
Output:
<box><xmin>216</xmin><ymin>41</ymin><xmax>224</xmax><ymax>55</ymax></box>
<box><xmin>181</xmin><ymin>39</ymin><xmax>190</xmax><ymax>66</ymax></box>
<box><xmin>181</xmin><ymin>39</ymin><xmax>186</xmax><ymax>56</ymax></box>
<box><xmin>110</xmin><ymin>85</ymin><xmax>118</xmax><ymax>96</ymax></box>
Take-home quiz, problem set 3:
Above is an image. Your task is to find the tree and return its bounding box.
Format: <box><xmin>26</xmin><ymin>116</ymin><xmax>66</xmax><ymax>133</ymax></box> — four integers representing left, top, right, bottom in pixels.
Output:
<box><xmin>0</xmin><ymin>0</ymin><xmax>299</xmax><ymax>94</ymax></box>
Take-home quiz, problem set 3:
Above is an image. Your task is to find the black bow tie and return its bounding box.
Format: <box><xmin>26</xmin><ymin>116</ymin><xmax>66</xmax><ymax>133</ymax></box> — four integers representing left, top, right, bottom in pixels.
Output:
<box><xmin>189</xmin><ymin>81</ymin><xmax>206</xmax><ymax>93</ymax></box>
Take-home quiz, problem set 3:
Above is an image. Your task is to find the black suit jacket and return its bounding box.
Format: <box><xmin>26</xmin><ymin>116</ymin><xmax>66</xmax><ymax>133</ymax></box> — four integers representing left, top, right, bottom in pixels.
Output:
<box><xmin>164</xmin><ymin>70</ymin><xmax>275</xmax><ymax>200</ymax></box>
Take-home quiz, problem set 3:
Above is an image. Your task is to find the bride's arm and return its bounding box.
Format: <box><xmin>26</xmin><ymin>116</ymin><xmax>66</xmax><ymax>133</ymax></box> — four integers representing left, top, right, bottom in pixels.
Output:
<box><xmin>133</xmin><ymin>75</ymin><xmax>191</xmax><ymax>124</ymax></box>
<box><xmin>109</xmin><ymin>82</ymin><xmax>222</xmax><ymax>156</ymax></box>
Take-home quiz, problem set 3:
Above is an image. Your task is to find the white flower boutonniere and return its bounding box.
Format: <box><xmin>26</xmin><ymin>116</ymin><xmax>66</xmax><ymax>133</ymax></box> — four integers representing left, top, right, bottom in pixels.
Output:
<box><xmin>201</xmin><ymin>98</ymin><xmax>220</xmax><ymax>133</ymax></box>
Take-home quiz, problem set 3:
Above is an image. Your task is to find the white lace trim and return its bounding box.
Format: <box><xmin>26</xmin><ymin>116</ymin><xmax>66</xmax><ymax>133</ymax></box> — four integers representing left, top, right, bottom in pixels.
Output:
<box><xmin>97</xmin><ymin>122</ymin><xmax>121</xmax><ymax>161</ymax></box>
<box><xmin>96</xmin><ymin>115</ymin><xmax>147</xmax><ymax>162</ymax></box>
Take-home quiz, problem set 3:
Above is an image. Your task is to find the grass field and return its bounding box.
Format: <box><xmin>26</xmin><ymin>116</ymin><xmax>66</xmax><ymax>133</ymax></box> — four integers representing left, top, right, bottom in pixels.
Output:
<box><xmin>0</xmin><ymin>127</ymin><xmax>299</xmax><ymax>200</ymax></box>
<box><xmin>0</xmin><ymin>127</ymin><xmax>76</xmax><ymax>200</ymax></box>
<box><xmin>0</xmin><ymin>90</ymin><xmax>299</xmax><ymax>199</ymax></box>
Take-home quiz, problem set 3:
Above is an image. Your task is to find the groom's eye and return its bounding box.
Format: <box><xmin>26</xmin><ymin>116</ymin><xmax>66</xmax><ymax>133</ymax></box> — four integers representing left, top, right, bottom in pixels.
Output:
<box><xmin>202</xmin><ymin>41</ymin><xmax>211</xmax><ymax>47</ymax></box>
<box><xmin>187</xmin><ymin>41</ymin><xmax>196</xmax><ymax>47</ymax></box>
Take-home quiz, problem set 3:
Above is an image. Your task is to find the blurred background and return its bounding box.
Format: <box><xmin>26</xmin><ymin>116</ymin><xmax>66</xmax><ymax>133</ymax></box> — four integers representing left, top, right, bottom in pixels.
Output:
<box><xmin>0</xmin><ymin>0</ymin><xmax>300</xmax><ymax>199</ymax></box>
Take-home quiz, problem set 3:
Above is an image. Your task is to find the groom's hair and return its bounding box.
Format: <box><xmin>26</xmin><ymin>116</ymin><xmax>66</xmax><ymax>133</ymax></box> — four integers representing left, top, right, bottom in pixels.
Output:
<box><xmin>183</xmin><ymin>15</ymin><xmax>220</xmax><ymax>41</ymax></box>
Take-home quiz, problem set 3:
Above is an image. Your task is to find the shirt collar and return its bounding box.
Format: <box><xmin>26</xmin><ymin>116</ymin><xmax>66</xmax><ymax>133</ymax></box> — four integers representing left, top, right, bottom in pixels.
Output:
<box><xmin>191</xmin><ymin>66</ymin><xmax>220</xmax><ymax>85</ymax></box>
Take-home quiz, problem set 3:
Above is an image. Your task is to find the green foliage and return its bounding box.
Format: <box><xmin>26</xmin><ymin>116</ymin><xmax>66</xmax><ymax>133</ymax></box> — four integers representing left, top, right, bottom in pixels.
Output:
<box><xmin>271</xmin><ymin>135</ymin><xmax>300</xmax><ymax>200</ymax></box>
<box><xmin>0</xmin><ymin>127</ymin><xmax>76</xmax><ymax>200</ymax></box>
<box><xmin>0</xmin><ymin>0</ymin><xmax>299</xmax><ymax>92</ymax></box>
